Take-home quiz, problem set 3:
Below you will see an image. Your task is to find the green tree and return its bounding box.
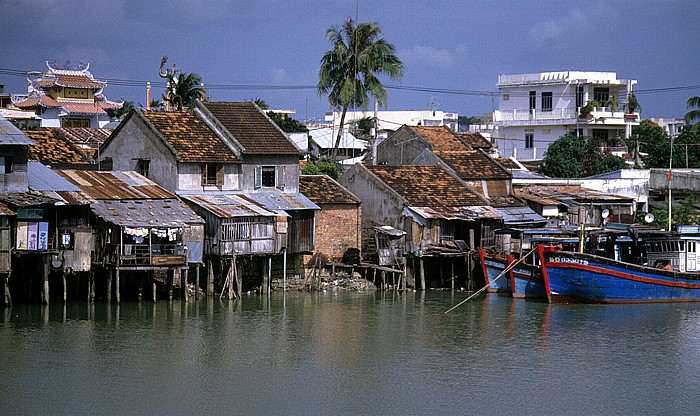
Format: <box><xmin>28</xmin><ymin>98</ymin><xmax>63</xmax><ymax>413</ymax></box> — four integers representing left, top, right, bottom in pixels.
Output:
<box><xmin>318</xmin><ymin>18</ymin><xmax>403</xmax><ymax>160</ymax></box>
<box><xmin>541</xmin><ymin>134</ymin><xmax>625</xmax><ymax>178</ymax></box>
<box><xmin>106</xmin><ymin>100</ymin><xmax>134</xmax><ymax>120</ymax></box>
<box><xmin>251</xmin><ymin>98</ymin><xmax>270</xmax><ymax>110</ymax></box>
<box><xmin>686</xmin><ymin>96</ymin><xmax>700</xmax><ymax>132</ymax></box>
<box><xmin>159</xmin><ymin>56</ymin><xmax>204</xmax><ymax>110</ymax></box>
<box><xmin>267</xmin><ymin>111</ymin><xmax>308</xmax><ymax>133</ymax></box>
<box><xmin>642</xmin><ymin>127</ymin><xmax>700</xmax><ymax>169</ymax></box>
<box><xmin>301</xmin><ymin>160</ymin><xmax>343</xmax><ymax>180</ymax></box>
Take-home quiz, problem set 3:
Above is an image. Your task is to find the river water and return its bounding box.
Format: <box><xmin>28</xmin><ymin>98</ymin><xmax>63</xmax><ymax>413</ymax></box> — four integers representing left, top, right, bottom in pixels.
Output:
<box><xmin>1</xmin><ymin>290</ymin><xmax>699</xmax><ymax>415</ymax></box>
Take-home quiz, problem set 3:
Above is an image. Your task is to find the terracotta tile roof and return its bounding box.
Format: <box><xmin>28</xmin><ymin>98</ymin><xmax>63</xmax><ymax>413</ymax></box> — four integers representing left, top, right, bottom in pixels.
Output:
<box><xmin>59</xmin><ymin>101</ymin><xmax>107</xmax><ymax>115</ymax></box>
<box><xmin>299</xmin><ymin>175</ymin><xmax>360</xmax><ymax>205</ymax></box>
<box><xmin>496</xmin><ymin>158</ymin><xmax>520</xmax><ymax>170</ymax></box>
<box><xmin>408</xmin><ymin>125</ymin><xmax>470</xmax><ymax>152</ymax></box>
<box><xmin>24</xmin><ymin>129</ymin><xmax>92</xmax><ymax>165</ymax></box>
<box><xmin>55</xmin><ymin>170</ymin><xmax>176</xmax><ymax>200</ymax></box>
<box><xmin>514</xmin><ymin>185</ymin><xmax>634</xmax><ymax>205</ymax></box>
<box><xmin>37</xmin><ymin>74</ymin><xmax>106</xmax><ymax>89</ymax></box>
<box><xmin>366</xmin><ymin>165</ymin><xmax>485</xmax><ymax>207</ymax></box>
<box><xmin>203</xmin><ymin>102</ymin><xmax>300</xmax><ymax>155</ymax></box>
<box><xmin>58</xmin><ymin>128</ymin><xmax>112</xmax><ymax>157</ymax></box>
<box><xmin>14</xmin><ymin>95</ymin><xmax>59</xmax><ymax>108</ymax></box>
<box><xmin>139</xmin><ymin>109</ymin><xmax>239</xmax><ymax>163</ymax></box>
<box><xmin>434</xmin><ymin>150</ymin><xmax>511</xmax><ymax>180</ymax></box>
<box><xmin>456</xmin><ymin>132</ymin><xmax>492</xmax><ymax>149</ymax></box>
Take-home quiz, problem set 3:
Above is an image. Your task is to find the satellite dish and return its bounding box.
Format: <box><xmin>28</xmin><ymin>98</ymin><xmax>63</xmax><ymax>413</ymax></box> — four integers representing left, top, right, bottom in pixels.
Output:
<box><xmin>644</xmin><ymin>213</ymin><xmax>656</xmax><ymax>224</ymax></box>
<box><xmin>601</xmin><ymin>209</ymin><xmax>610</xmax><ymax>219</ymax></box>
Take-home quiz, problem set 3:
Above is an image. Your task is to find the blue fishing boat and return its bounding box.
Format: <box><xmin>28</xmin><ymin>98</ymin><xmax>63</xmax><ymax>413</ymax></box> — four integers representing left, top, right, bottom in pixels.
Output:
<box><xmin>479</xmin><ymin>228</ymin><xmax>577</xmax><ymax>298</ymax></box>
<box><xmin>477</xmin><ymin>247</ymin><xmax>511</xmax><ymax>293</ymax></box>
<box><xmin>537</xmin><ymin>226</ymin><xmax>700</xmax><ymax>303</ymax></box>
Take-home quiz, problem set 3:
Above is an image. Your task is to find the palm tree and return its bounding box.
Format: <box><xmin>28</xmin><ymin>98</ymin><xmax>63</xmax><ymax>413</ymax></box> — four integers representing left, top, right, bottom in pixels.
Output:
<box><xmin>318</xmin><ymin>18</ymin><xmax>403</xmax><ymax>160</ymax></box>
<box><xmin>686</xmin><ymin>96</ymin><xmax>700</xmax><ymax>131</ymax></box>
<box><xmin>158</xmin><ymin>56</ymin><xmax>204</xmax><ymax>110</ymax></box>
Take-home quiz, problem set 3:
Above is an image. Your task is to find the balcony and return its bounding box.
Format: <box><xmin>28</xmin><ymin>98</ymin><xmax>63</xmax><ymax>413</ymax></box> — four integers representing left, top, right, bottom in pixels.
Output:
<box><xmin>494</xmin><ymin>107</ymin><xmax>639</xmax><ymax>127</ymax></box>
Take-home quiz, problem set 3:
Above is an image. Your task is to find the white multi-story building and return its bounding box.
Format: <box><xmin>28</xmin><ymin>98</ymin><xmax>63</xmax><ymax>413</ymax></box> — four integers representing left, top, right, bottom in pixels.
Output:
<box><xmin>649</xmin><ymin>117</ymin><xmax>685</xmax><ymax>138</ymax></box>
<box><xmin>479</xmin><ymin>71</ymin><xmax>639</xmax><ymax>161</ymax></box>
<box><xmin>324</xmin><ymin>109</ymin><xmax>459</xmax><ymax>137</ymax></box>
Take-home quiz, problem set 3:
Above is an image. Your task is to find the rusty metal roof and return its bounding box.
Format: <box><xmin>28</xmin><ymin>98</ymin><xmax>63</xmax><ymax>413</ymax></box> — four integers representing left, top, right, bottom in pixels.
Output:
<box><xmin>55</xmin><ymin>170</ymin><xmax>175</xmax><ymax>200</ymax></box>
<box><xmin>0</xmin><ymin>200</ymin><xmax>15</xmax><ymax>215</ymax></box>
<box><xmin>181</xmin><ymin>194</ymin><xmax>278</xmax><ymax>218</ymax></box>
<box><xmin>91</xmin><ymin>198</ymin><xmax>203</xmax><ymax>227</ymax></box>
<box><xmin>0</xmin><ymin>191</ymin><xmax>61</xmax><ymax>207</ymax></box>
<box><xmin>406</xmin><ymin>205</ymin><xmax>502</xmax><ymax>222</ymax></box>
<box><xmin>247</xmin><ymin>190</ymin><xmax>319</xmax><ymax>212</ymax></box>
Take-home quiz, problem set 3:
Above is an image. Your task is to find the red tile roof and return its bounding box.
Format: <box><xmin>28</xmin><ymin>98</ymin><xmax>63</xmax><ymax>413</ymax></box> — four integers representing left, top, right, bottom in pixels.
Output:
<box><xmin>24</xmin><ymin>129</ymin><xmax>92</xmax><ymax>165</ymax></box>
<box><xmin>203</xmin><ymin>102</ymin><xmax>300</xmax><ymax>155</ymax></box>
<box><xmin>139</xmin><ymin>109</ymin><xmax>239</xmax><ymax>163</ymax></box>
<box><xmin>366</xmin><ymin>165</ymin><xmax>485</xmax><ymax>207</ymax></box>
<box><xmin>434</xmin><ymin>150</ymin><xmax>511</xmax><ymax>180</ymax></box>
<box><xmin>408</xmin><ymin>125</ymin><xmax>470</xmax><ymax>152</ymax></box>
<box><xmin>59</xmin><ymin>101</ymin><xmax>107</xmax><ymax>115</ymax></box>
<box><xmin>300</xmin><ymin>175</ymin><xmax>360</xmax><ymax>205</ymax></box>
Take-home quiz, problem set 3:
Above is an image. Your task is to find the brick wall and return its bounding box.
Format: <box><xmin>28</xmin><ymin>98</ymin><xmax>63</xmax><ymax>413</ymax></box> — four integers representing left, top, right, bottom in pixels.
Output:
<box><xmin>304</xmin><ymin>203</ymin><xmax>361</xmax><ymax>266</ymax></box>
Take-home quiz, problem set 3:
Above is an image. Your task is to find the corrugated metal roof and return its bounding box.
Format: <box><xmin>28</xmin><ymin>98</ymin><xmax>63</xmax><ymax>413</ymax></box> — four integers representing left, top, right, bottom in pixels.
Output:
<box><xmin>0</xmin><ymin>200</ymin><xmax>15</xmax><ymax>215</ymax></box>
<box><xmin>248</xmin><ymin>190</ymin><xmax>319</xmax><ymax>211</ymax></box>
<box><xmin>0</xmin><ymin>191</ymin><xmax>60</xmax><ymax>207</ymax></box>
<box><xmin>406</xmin><ymin>205</ymin><xmax>502</xmax><ymax>221</ymax></box>
<box><xmin>0</xmin><ymin>117</ymin><xmax>34</xmax><ymax>145</ymax></box>
<box><xmin>55</xmin><ymin>170</ymin><xmax>175</xmax><ymax>200</ymax></box>
<box><xmin>181</xmin><ymin>194</ymin><xmax>278</xmax><ymax>218</ymax></box>
<box><xmin>308</xmin><ymin>128</ymin><xmax>366</xmax><ymax>150</ymax></box>
<box><xmin>27</xmin><ymin>162</ymin><xmax>80</xmax><ymax>192</ymax></box>
<box><xmin>56</xmin><ymin>190</ymin><xmax>95</xmax><ymax>205</ymax></box>
<box><xmin>91</xmin><ymin>198</ymin><xmax>203</xmax><ymax>227</ymax></box>
<box><xmin>490</xmin><ymin>206</ymin><xmax>546</xmax><ymax>226</ymax></box>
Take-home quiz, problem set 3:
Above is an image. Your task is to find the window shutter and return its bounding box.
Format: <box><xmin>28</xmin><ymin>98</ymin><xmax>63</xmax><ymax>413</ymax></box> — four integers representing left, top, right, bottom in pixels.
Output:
<box><xmin>254</xmin><ymin>166</ymin><xmax>262</xmax><ymax>189</ymax></box>
<box><xmin>276</xmin><ymin>166</ymin><xmax>285</xmax><ymax>190</ymax></box>
<box><xmin>216</xmin><ymin>164</ymin><xmax>224</xmax><ymax>186</ymax></box>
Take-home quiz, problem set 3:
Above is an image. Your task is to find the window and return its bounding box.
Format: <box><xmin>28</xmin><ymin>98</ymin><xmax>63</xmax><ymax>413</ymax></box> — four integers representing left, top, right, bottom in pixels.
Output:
<box><xmin>201</xmin><ymin>163</ymin><xmax>224</xmax><ymax>186</ymax></box>
<box><xmin>529</xmin><ymin>91</ymin><xmax>536</xmax><ymax>110</ymax></box>
<box><xmin>255</xmin><ymin>166</ymin><xmax>286</xmax><ymax>189</ymax></box>
<box><xmin>525</xmin><ymin>133</ymin><xmax>534</xmax><ymax>149</ymax></box>
<box><xmin>594</xmin><ymin>87</ymin><xmax>609</xmax><ymax>104</ymax></box>
<box><xmin>592</xmin><ymin>130</ymin><xmax>608</xmax><ymax>145</ymax></box>
<box><xmin>137</xmin><ymin>159</ymin><xmax>150</xmax><ymax>178</ymax></box>
<box><xmin>62</xmin><ymin>119</ymin><xmax>90</xmax><ymax>128</ymax></box>
<box><xmin>541</xmin><ymin>92</ymin><xmax>552</xmax><ymax>112</ymax></box>
<box><xmin>576</xmin><ymin>86</ymin><xmax>584</xmax><ymax>108</ymax></box>
<box><xmin>502</xmin><ymin>93</ymin><xmax>509</xmax><ymax>101</ymax></box>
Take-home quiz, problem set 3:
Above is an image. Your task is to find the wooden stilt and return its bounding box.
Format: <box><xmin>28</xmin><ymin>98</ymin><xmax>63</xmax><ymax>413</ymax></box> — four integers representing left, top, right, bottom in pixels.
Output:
<box><xmin>207</xmin><ymin>259</ymin><xmax>214</xmax><ymax>297</ymax></box>
<box><xmin>381</xmin><ymin>271</ymin><xmax>386</xmax><ymax>290</ymax></box>
<box><xmin>107</xmin><ymin>269</ymin><xmax>112</xmax><ymax>303</ymax></box>
<box><xmin>88</xmin><ymin>271</ymin><xmax>94</xmax><ymax>303</ymax></box>
<box><xmin>451</xmin><ymin>259</ymin><xmax>455</xmax><ymax>291</ymax></box>
<box><xmin>182</xmin><ymin>268</ymin><xmax>189</xmax><ymax>302</ymax></box>
<box><xmin>419</xmin><ymin>257</ymin><xmax>426</xmax><ymax>290</ymax></box>
<box><xmin>227</xmin><ymin>263</ymin><xmax>234</xmax><ymax>300</ymax></box>
<box><xmin>235</xmin><ymin>256</ymin><xmax>241</xmax><ymax>299</ymax></box>
<box><xmin>115</xmin><ymin>269</ymin><xmax>121</xmax><ymax>303</ymax></box>
<box><xmin>169</xmin><ymin>270</ymin><xmax>175</xmax><ymax>301</ymax></box>
<box><xmin>195</xmin><ymin>265</ymin><xmax>200</xmax><ymax>301</ymax></box>
<box><xmin>41</xmin><ymin>257</ymin><xmax>50</xmax><ymax>305</ymax></box>
<box><xmin>62</xmin><ymin>272</ymin><xmax>67</xmax><ymax>302</ymax></box>
<box><xmin>3</xmin><ymin>273</ymin><xmax>11</xmax><ymax>306</ymax></box>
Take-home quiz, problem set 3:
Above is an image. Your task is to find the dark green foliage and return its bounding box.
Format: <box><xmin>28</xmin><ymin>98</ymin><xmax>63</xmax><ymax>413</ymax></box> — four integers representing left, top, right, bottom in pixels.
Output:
<box><xmin>266</xmin><ymin>112</ymin><xmax>308</xmax><ymax>133</ymax></box>
<box><xmin>686</xmin><ymin>96</ymin><xmax>700</xmax><ymax>132</ymax></box>
<box><xmin>642</xmin><ymin>127</ymin><xmax>700</xmax><ymax>169</ymax></box>
<box><xmin>302</xmin><ymin>161</ymin><xmax>343</xmax><ymax>180</ymax></box>
<box><xmin>106</xmin><ymin>100</ymin><xmax>134</xmax><ymax>120</ymax></box>
<box><xmin>541</xmin><ymin>134</ymin><xmax>626</xmax><ymax>178</ymax></box>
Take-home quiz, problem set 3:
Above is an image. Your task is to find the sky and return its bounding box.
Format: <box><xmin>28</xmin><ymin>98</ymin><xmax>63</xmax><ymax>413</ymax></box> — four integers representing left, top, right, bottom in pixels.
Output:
<box><xmin>1</xmin><ymin>0</ymin><xmax>698</xmax><ymax>124</ymax></box>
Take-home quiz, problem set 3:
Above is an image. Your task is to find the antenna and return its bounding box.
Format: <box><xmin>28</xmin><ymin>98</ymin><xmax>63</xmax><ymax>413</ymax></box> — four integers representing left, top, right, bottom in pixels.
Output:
<box><xmin>644</xmin><ymin>213</ymin><xmax>655</xmax><ymax>224</ymax></box>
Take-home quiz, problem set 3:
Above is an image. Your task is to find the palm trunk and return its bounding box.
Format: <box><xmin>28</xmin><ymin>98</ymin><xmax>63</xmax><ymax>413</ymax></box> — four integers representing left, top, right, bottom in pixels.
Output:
<box><xmin>331</xmin><ymin>105</ymin><xmax>349</xmax><ymax>161</ymax></box>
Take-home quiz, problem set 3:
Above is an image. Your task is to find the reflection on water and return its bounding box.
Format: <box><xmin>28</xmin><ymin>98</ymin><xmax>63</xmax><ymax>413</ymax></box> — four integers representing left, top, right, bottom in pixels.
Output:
<box><xmin>1</xmin><ymin>292</ymin><xmax>699</xmax><ymax>415</ymax></box>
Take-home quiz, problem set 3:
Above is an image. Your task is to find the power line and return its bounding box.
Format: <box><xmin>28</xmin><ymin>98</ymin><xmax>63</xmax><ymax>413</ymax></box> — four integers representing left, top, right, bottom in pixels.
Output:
<box><xmin>1</xmin><ymin>66</ymin><xmax>698</xmax><ymax>96</ymax></box>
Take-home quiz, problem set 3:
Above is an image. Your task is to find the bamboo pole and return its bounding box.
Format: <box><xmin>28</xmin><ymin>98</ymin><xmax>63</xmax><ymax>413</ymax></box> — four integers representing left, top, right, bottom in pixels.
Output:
<box><xmin>444</xmin><ymin>246</ymin><xmax>537</xmax><ymax>314</ymax></box>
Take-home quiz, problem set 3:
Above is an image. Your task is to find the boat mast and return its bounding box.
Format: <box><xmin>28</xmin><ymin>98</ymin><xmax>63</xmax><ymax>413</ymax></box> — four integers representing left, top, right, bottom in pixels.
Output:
<box><xmin>668</xmin><ymin>135</ymin><xmax>673</xmax><ymax>231</ymax></box>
